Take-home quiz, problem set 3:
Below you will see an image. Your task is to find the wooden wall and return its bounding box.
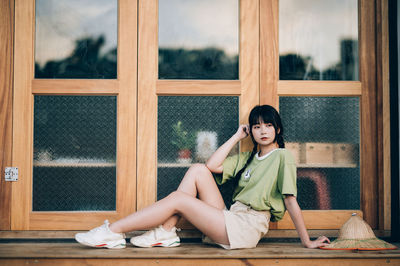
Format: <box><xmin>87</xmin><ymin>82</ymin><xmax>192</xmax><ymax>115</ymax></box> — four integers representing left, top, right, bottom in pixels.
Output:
<box><xmin>0</xmin><ymin>0</ymin><xmax>393</xmax><ymax>232</ymax></box>
<box><xmin>0</xmin><ymin>0</ymin><xmax>14</xmax><ymax>230</ymax></box>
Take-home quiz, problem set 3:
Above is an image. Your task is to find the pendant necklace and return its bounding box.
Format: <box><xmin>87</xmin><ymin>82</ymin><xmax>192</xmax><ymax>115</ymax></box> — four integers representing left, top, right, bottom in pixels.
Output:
<box><xmin>244</xmin><ymin>169</ymin><xmax>251</xmax><ymax>180</ymax></box>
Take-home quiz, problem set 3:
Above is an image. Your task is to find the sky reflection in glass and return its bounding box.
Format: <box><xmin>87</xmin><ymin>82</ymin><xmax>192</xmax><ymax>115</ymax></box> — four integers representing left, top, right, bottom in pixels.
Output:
<box><xmin>279</xmin><ymin>0</ymin><xmax>358</xmax><ymax>80</ymax></box>
<box><xmin>158</xmin><ymin>0</ymin><xmax>239</xmax><ymax>79</ymax></box>
<box><xmin>35</xmin><ymin>0</ymin><xmax>117</xmax><ymax>79</ymax></box>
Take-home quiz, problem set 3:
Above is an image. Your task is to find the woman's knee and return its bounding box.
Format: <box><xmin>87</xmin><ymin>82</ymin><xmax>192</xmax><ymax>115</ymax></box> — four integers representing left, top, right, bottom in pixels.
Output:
<box><xmin>168</xmin><ymin>191</ymin><xmax>189</xmax><ymax>211</ymax></box>
<box><xmin>189</xmin><ymin>163</ymin><xmax>209</xmax><ymax>173</ymax></box>
<box><xmin>180</xmin><ymin>164</ymin><xmax>215</xmax><ymax>195</ymax></box>
<box><xmin>189</xmin><ymin>163</ymin><xmax>212</xmax><ymax>179</ymax></box>
<box><xmin>168</xmin><ymin>190</ymin><xmax>187</xmax><ymax>201</ymax></box>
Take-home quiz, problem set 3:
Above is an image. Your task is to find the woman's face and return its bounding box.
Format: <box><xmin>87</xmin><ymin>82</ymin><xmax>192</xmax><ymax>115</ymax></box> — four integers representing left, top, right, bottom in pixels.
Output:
<box><xmin>251</xmin><ymin>119</ymin><xmax>278</xmax><ymax>147</ymax></box>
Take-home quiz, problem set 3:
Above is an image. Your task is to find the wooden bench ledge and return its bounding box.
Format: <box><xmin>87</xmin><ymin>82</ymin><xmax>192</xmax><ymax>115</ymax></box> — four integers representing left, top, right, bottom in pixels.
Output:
<box><xmin>1</xmin><ymin>242</ymin><xmax>399</xmax><ymax>266</ymax></box>
<box><xmin>1</xmin><ymin>242</ymin><xmax>399</xmax><ymax>259</ymax></box>
<box><xmin>0</xmin><ymin>229</ymin><xmax>392</xmax><ymax>239</ymax></box>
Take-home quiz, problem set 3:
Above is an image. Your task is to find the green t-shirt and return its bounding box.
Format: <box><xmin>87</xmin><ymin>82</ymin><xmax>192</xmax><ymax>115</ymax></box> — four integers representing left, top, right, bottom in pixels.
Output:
<box><xmin>215</xmin><ymin>149</ymin><xmax>297</xmax><ymax>221</ymax></box>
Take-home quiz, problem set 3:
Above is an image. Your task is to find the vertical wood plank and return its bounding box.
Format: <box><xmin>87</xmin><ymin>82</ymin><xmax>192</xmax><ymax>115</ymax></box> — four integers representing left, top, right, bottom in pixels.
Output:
<box><xmin>240</xmin><ymin>0</ymin><xmax>260</xmax><ymax>151</ymax></box>
<box><xmin>137</xmin><ymin>0</ymin><xmax>158</xmax><ymax>210</ymax></box>
<box><xmin>376</xmin><ymin>0</ymin><xmax>391</xmax><ymax>230</ymax></box>
<box><xmin>12</xmin><ymin>0</ymin><xmax>34</xmax><ymax>230</ymax></box>
<box><xmin>117</xmin><ymin>0</ymin><xmax>137</xmax><ymax>217</ymax></box>
<box><xmin>359</xmin><ymin>0</ymin><xmax>378</xmax><ymax>228</ymax></box>
<box><xmin>260</xmin><ymin>0</ymin><xmax>278</xmax><ymax>108</ymax></box>
<box><xmin>381</xmin><ymin>0</ymin><xmax>391</xmax><ymax>231</ymax></box>
<box><xmin>0</xmin><ymin>0</ymin><xmax>14</xmax><ymax>230</ymax></box>
<box><xmin>259</xmin><ymin>0</ymin><xmax>277</xmax><ymax>229</ymax></box>
<box><xmin>376</xmin><ymin>0</ymin><xmax>384</xmax><ymax>231</ymax></box>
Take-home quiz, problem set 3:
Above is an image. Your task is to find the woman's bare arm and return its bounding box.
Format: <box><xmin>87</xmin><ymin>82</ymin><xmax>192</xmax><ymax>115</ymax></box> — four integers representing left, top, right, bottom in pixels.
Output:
<box><xmin>206</xmin><ymin>125</ymin><xmax>249</xmax><ymax>173</ymax></box>
<box><xmin>284</xmin><ymin>195</ymin><xmax>330</xmax><ymax>248</ymax></box>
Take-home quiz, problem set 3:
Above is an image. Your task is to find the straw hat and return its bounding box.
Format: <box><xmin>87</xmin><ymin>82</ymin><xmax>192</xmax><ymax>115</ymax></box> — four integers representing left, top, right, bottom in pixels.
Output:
<box><xmin>320</xmin><ymin>213</ymin><xmax>397</xmax><ymax>250</ymax></box>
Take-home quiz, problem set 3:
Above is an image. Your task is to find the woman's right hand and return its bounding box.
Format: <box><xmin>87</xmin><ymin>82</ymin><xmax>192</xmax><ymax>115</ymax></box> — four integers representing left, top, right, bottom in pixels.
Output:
<box><xmin>206</xmin><ymin>124</ymin><xmax>249</xmax><ymax>173</ymax></box>
<box><xmin>234</xmin><ymin>124</ymin><xmax>250</xmax><ymax>141</ymax></box>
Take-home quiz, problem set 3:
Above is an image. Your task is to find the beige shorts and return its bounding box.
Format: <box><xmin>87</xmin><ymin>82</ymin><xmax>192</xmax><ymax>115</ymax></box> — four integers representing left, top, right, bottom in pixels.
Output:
<box><xmin>221</xmin><ymin>201</ymin><xmax>271</xmax><ymax>249</ymax></box>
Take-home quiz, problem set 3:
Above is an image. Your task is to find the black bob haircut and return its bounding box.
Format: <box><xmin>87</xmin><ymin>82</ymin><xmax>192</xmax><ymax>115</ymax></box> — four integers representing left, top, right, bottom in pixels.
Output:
<box><xmin>248</xmin><ymin>105</ymin><xmax>285</xmax><ymax>148</ymax></box>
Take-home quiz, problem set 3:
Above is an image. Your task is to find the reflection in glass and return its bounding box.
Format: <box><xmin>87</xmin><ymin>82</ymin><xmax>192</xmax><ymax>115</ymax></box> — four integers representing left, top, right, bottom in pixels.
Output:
<box><xmin>279</xmin><ymin>97</ymin><xmax>360</xmax><ymax>210</ymax></box>
<box><xmin>157</xmin><ymin>96</ymin><xmax>238</xmax><ymax>204</ymax></box>
<box><xmin>158</xmin><ymin>0</ymin><xmax>239</xmax><ymax>79</ymax></box>
<box><xmin>33</xmin><ymin>96</ymin><xmax>117</xmax><ymax>211</ymax></box>
<box><xmin>279</xmin><ymin>0</ymin><xmax>358</xmax><ymax>80</ymax></box>
<box><xmin>35</xmin><ymin>0</ymin><xmax>118</xmax><ymax>79</ymax></box>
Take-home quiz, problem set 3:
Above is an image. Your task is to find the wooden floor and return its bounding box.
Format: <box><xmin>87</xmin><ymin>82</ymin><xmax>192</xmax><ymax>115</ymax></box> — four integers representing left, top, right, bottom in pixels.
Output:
<box><xmin>0</xmin><ymin>241</ymin><xmax>399</xmax><ymax>265</ymax></box>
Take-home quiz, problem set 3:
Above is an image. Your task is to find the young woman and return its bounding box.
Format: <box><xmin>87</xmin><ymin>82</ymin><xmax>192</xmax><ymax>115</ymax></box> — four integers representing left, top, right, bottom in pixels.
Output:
<box><xmin>75</xmin><ymin>105</ymin><xmax>330</xmax><ymax>249</ymax></box>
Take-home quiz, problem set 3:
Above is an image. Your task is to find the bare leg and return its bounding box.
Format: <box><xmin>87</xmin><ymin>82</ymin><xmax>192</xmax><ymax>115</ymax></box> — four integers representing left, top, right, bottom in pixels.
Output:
<box><xmin>162</xmin><ymin>164</ymin><xmax>226</xmax><ymax>229</ymax></box>
<box><xmin>110</xmin><ymin>191</ymin><xmax>229</xmax><ymax>244</ymax></box>
<box><xmin>109</xmin><ymin>164</ymin><xmax>229</xmax><ymax>244</ymax></box>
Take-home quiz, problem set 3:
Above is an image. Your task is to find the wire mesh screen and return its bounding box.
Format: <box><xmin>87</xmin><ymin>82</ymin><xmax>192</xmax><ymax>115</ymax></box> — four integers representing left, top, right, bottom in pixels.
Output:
<box><xmin>33</xmin><ymin>96</ymin><xmax>117</xmax><ymax>211</ymax></box>
<box><xmin>157</xmin><ymin>96</ymin><xmax>239</xmax><ymax>203</ymax></box>
<box><xmin>279</xmin><ymin>97</ymin><xmax>360</xmax><ymax>210</ymax></box>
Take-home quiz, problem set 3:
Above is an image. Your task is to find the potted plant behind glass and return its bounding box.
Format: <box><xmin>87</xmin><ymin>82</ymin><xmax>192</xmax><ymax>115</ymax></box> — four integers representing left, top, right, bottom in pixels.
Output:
<box><xmin>171</xmin><ymin>121</ymin><xmax>195</xmax><ymax>163</ymax></box>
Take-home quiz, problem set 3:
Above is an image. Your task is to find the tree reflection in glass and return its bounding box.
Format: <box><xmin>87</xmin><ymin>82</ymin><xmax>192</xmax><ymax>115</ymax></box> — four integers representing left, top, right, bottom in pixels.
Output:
<box><xmin>158</xmin><ymin>0</ymin><xmax>239</xmax><ymax>80</ymax></box>
<box><xmin>35</xmin><ymin>0</ymin><xmax>117</xmax><ymax>79</ymax></box>
<box><xmin>279</xmin><ymin>0</ymin><xmax>358</xmax><ymax>80</ymax></box>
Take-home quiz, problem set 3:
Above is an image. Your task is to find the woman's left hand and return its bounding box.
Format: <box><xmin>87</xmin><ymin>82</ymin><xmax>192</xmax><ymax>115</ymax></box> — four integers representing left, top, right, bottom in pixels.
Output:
<box><xmin>304</xmin><ymin>236</ymin><xmax>330</xmax><ymax>248</ymax></box>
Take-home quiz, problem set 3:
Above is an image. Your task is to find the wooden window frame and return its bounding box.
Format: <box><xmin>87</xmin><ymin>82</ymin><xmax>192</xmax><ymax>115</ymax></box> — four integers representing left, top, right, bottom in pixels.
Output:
<box><xmin>137</xmin><ymin>0</ymin><xmax>259</xmax><ymax>210</ymax></box>
<box><xmin>0</xmin><ymin>0</ymin><xmax>391</xmax><ymax>232</ymax></box>
<box><xmin>10</xmin><ymin>0</ymin><xmax>137</xmax><ymax>230</ymax></box>
<box><xmin>260</xmin><ymin>0</ymin><xmax>388</xmax><ymax>230</ymax></box>
<box><xmin>0</xmin><ymin>0</ymin><xmax>14</xmax><ymax>230</ymax></box>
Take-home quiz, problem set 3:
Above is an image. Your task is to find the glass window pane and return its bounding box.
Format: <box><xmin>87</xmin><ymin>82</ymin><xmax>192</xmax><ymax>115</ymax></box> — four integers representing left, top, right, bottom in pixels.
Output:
<box><xmin>33</xmin><ymin>96</ymin><xmax>117</xmax><ymax>211</ymax></box>
<box><xmin>279</xmin><ymin>0</ymin><xmax>358</xmax><ymax>80</ymax></box>
<box><xmin>279</xmin><ymin>97</ymin><xmax>360</xmax><ymax>210</ymax></box>
<box><xmin>35</xmin><ymin>0</ymin><xmax>118</xmax><ymax>79</ymax></box>
<box><xmin>158</xmin><ymin>0</ymin><xmax>239</xmax><ymax>79</ymax></box>
<box><xmin>157</xmin><ymin>96</ymin><xmax>239</xmax><ymax>204</ymax></box>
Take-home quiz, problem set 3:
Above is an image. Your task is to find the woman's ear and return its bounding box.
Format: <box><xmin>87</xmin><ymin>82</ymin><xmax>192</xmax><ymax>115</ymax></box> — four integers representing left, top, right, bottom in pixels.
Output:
<box><xmin>276</xmin><ymin>127</ymin><xmax>281</xmax><ymax>134</ymax></box>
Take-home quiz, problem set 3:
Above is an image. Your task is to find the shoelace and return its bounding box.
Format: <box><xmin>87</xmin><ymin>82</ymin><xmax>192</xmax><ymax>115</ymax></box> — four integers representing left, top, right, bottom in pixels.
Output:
<box><xmin>153</xmin><ymin>227</ymin><xmax>163</xmax><ymax>239</ymax></box>
<box><xmin>140</xmin><ymin>226</ymin><xmax>181</xmax><ymax>240</ymax></box>
<box><xmin>89</xmin><ymin>221</ymin><xmax>108</xmax><ymax>234</ymax></box>
<box><xmin>155</xmin><ymin>226</ymin><xmax>181</xmax><ymax>239</ymax></box>
<box><xmin>142</xmin><ymin>226</ymin><xmax>171</xmax><ymax>239</ymax></box>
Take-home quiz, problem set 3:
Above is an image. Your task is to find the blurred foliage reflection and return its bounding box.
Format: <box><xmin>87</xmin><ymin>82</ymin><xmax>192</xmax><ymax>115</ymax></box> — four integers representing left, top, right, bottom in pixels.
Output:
<box><xmin>35</xmin><ymin>36</ymin><xmax>117</xmax><ymax>79</ymax></box>
<box><xmin>35</xmin><ymin>37</ymin><xmax>357</xmax><ymax>81</ymax></box>
<box><xmin>280</xmin><ymin>39</ymin><xmax>358</xmax><ymax>80</ymax></box>
<box><xmin>279</xmin><ymin>0</ymin><xmax>358</xmax><ymax>80</ymax></box>
<box><xmin>158</xmin><ymin>47</ymin><xmax>239</xmax><ymax>79</ymax></box>
<box><xmin>35</xmin><ymin>0</ymin><xmax>118</xmax><ymax>79</ymax></box>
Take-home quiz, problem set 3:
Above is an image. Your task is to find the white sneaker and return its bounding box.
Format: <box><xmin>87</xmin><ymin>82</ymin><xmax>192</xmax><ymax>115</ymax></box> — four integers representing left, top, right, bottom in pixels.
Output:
<box><xmin>130</xmin><ymin>225</ymin><xmax>180</xmax><ymax>247</ymax></box>
<box><xmin>75</xmin><ymin>220</ymin><xmax>126</xmax><ymax>249</ymax></box>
